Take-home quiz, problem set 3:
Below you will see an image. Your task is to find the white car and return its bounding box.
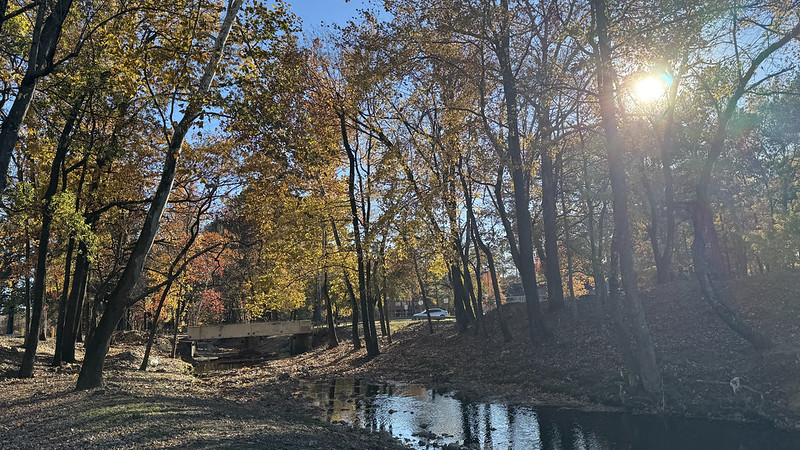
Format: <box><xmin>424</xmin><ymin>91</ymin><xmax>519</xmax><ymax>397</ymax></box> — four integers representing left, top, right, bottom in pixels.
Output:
<box><xmin>412</xmin><ymin>308</ymin><xmax>448</xmax><ymax>319</ymax></box>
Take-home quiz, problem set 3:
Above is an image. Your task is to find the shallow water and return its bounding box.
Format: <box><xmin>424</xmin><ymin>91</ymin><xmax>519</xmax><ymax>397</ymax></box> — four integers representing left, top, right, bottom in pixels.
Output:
<box><xmin>302</xmin><ymin>378</ymin><xmax>800</xmax><ymax>450</ymax></box>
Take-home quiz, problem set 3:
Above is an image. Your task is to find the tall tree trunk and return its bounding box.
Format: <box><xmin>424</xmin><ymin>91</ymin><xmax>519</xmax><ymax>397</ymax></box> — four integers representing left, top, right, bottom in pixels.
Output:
<box><xmin>19</xmin><ymin>96</ymin><xmax>81</xmax><ymax>378</ymax></box>
<box><xmin>582</xmin><ymin>153</ymin><xmax>608</xmax><ymax>307</ymax></box>
<box><xmin>641</xmin><ymin>172</ymin><xmax>671</xmax><ymax>284</ymax></box>
<box><xmin>592</xmin><ymin>0</ymin><xmax>662</xmax><ymax>395</ymax></box>
<box><xmin>376</xmin><ymin>291</ymin><xmax>387</xmax><ymax>337</ymax></box>
<box><xmin>471</xmin><ymin>229</ymin><xmax>488</xmax><ymax>338</ymax></box>
<box><xmin>449</xmin><ymin>264</ymin><xmax>471</xmax><ymax>331</ymax></box>
<box><xmin>76</xmin><ymin>0</ymin><xmax>244</xmax><ymax>390</ymax></box>
<box><xmin>38</xmin><ymin>303</ymin><xmax>47</xmax><ymax>341</ymax></box>
<box><xmin>559</xmin><ymin>155</ymin><xmax>578</xmax><ymax>318</ymax></box>
<box><xmin>340</xmin><ymin>113</ymin><xmax>378</xmax><ymax>358</ymax></box>
<box><xmin>689</xmin><ymin>204</ymin><xmax>770</xmax><ymax>349</ymax></box>
<box><xmin>459</xmin><ymin>168</ymin><xmax>487</xmax><ymax>337</ymax></box>
<box><xmin>322</xmin><ymin>271</ymin><xmax>338</xmax><ymax>349</ymax></box>
<box><xmin>0</xmin><ymin>0</ymin><xmax>75</xmax><ymax>193</ymax></box>
<box><xmin>461</xmin><ymin>168</ymin><xmax>511</xmax><ymax>341</ymax></box>
<box><xmin>376</xmin><ymin>242</ymin><xmax>387</xmax><ymax>337</ymax></box>
<box><xmin>139</xmin><ymin>279</ymin><xmax>174</xmax><ymax>371</ymax></box>
<box><xmin>330</xmin><ymin>218</ymin><xmax>361</xmax><ymax>349</ymax></box>
<box><xmin>606</xmin><ymin>237</ymin><xmax>640</xmax><ymax>389</ymax></box>
<box><xmin>53</xmin><ymin>238</ymin><xmax>75</xmax><ymax>365</ymax></box>
<box><xmin>62</xmin><ymin>243</ymin><xmax>88</xmax><ymax>362</ymax></box>
<box><xmin>655</xmin><ymin>62</ymin><xmax>681</xmax><ymax>284</ymax></box>
<box><xmin>457</xmin><ymin>238</ymin><xmax>478</xmax><ymax>322</ymax></box>
<box><xmin>381</xmin><ymin>269</ymin><xmax>392</xmax><ymax>344</ymax></box>
<box><xmin>25</xmin><ymin>228</ymin><xmax>31</xmax><ymax>336</ymax></box>
<box><xmin>170</xmin><ymin>296</ymin><xmax>187</xmax><ymax>359</ymax></box>
<box><xmin>312</xmin><ymin>272</ymin><xmax>323</xmax><ymax>324</ymax></box>
<box><xmin>684</xmin><ymin>20</ymin><xmax>800</xmax><ymax>349</ymax></box>
<box><xmin>333</xmin><ymin>236</ymin><xmax>359</xmax><ymax>348</ymax></box>
<box><xmin>445</xmin><ymin>168</ymin><xmax>475</xmax><ymax>327</ymax></box>
<box><xmin>495</xmin><ymin>0</ymin><xmax>545</xmax><ymax>342</ymax></box>
<box><xmin>541</xmin><ymin>150</ymin><xmax>565</xmax><ymax>310</ymax></box>
<box><xmin>366</xmin><ymin>293</ymin><xmax>379</xmax><ymax>354</ymax></box>
<box><xmin>482</xmin><ymin>241</ymin><xmax>512</xmax><ymax>343</ymax></box>
<box><xmin>53</xmin><ymin>158</ymin><xmax>85</xmax><ymax>364</ymax></box>
<box><xmin>5</xmin><ymin>300</ymin><xmax>14</xmax><ymax>334</ymax></box>
<box><xmin>408</xmin><ymin>241</ymin><xmax>434</xmax><ymax>335</ymax></box>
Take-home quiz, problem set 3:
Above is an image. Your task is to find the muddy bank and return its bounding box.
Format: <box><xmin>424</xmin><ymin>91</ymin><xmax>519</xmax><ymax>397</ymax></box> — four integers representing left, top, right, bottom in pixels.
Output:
<box><xmin>0</xmin><ymin>336</ymin><xmax>404</xmax><ymax>449</ymax></box>
<box><xmin>264</xmin><ymin>270</ymin><xmax>800</xmax><ymax>430</ymax></box>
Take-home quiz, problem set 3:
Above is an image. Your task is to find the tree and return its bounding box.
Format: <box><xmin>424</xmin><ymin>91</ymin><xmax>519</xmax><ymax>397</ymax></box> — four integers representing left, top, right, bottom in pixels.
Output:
<box><xmin>591</xmin><ymin>0</ymin><xmax>662</xmax><ymax>395</ymax></box>
<box><xmin>18</xmin><ymin>93</ymin><xmax>84</xmax><ymax>377</ymax></box>
<box><xmin>76</xmin><ymin>0</ymin><xmax>247</xmax><ymax>390</ymax></box>
<box><xmin>687</xmin><ymin>6</ymin><xmax>800</xmax><ymax>350</ymax></box>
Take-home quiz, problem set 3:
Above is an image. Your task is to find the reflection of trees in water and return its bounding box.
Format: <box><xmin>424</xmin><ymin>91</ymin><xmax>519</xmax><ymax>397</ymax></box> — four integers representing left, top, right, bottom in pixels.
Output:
<box><xmin>483</xmin><ymin>404</ymin><xmax>493</xmax><ymax>448</ymax></box>
<box><xmin>460</xmin><ymin>400</ymin><xmax>473</xmax><ymax>446</ymax></box>
<box><xmin>537</xmin><ymin>412</ymin><xmax>559</xmax><ymax>449</ymax></box>
<box><xmin>307</xmin><ymin>379</ymin><xmax>800</xmax><ymax>449</ymax></box>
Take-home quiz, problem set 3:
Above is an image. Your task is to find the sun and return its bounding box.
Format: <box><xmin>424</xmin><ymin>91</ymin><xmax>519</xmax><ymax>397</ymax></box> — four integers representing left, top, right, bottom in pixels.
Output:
<box><xmin>634</xmin><ymin>75</ymin><xmax>668</xmax><ymax>103</ymax></box>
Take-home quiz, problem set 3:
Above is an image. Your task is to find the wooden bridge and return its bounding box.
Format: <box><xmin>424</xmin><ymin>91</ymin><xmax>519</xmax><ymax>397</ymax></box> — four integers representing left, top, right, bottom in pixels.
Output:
<box><xmin>187</xmin><ymin>320</ymin><xmax>312</xmax><ymax>340</ymax></box>
<box><xmin>180</xmin><ymin>320</ymin><xmax>313</xmax><ymax>359</ymax></box>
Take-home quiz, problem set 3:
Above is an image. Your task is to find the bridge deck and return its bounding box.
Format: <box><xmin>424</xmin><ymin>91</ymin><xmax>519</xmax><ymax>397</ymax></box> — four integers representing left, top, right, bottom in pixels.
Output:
<box><xmin>187</xmin><ymin>320</ymin><xmax>311</xmax><ymax>340</ymax></box>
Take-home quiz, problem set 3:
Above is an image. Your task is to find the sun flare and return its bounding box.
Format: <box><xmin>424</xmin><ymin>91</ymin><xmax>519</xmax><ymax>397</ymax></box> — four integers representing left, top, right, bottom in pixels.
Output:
<box><xmin>634</xmin><ymin>75</ymin><xmax>667</xmax><ymax>103</ymax></box>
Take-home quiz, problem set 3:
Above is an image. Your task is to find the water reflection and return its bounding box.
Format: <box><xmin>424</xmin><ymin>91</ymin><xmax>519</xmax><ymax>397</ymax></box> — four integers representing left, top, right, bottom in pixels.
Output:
<box><xmin>303</xmin><ymin>379</ymin><xmax>800</xmax><ymax>450</ymax></box>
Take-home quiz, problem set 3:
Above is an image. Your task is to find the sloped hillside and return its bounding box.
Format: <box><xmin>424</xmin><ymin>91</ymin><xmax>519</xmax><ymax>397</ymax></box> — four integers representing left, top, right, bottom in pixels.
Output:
<box><xmin>274</xmin><ymin>270</ymin><xmax>800</xmax><ymax>429</ymax></box>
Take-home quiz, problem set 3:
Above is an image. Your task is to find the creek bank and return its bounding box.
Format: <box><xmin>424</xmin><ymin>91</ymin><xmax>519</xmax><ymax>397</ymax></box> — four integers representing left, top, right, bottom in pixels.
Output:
<box><xmin>265</xmin><ymin>271</ymin><xmax>800</xmax><ymax>432</ymax></box>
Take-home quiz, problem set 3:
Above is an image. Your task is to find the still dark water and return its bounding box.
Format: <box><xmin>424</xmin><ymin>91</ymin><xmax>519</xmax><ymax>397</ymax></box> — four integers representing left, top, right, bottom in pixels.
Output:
<box><xmin>302</xmin><ymin>379</ymin><xmax>800</xmax><ymax>450</ymax></box>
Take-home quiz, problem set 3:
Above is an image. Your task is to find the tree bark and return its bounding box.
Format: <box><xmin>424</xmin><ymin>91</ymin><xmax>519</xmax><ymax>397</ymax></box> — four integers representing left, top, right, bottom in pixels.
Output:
<box><xmin>5</xmin><ymin>300</ymin><xmax>14</xmax><ymax>334</ymax></box>
<box><xmin>24</xmin><ymin>235</ymin><xmax>31</xmax><ymax>336</ymax></box>
<box><xmin>606</xmin><ymin>237</ymin><xmax>640</xmax><ymax>389</ymax></box>
<box><xmin>480</xmin><ymin>240</ymin><xmax>512</xmax><ymax>343</ymax></box>
<box><xmin>459</xmin><ymin>166</ymin><xmax>489</xmax><ymax>337</ymax></box>
<box><xmin>54</xmin><ymin>158</ymin><xmax>86</xmax><ymax>364</ymax></box>
<box><xmin>458</xmin><ymin>237</ymin><xmax>479</xmax><ymax>323</ymax></box>
<box><xmin>683</xmin><ymin>20</ymin><xmax>800</xmax><ymax>349</ymax></box>
<box><xmin>38</xmin><ymin>302</ymin><xmax>47</xmax><ymax>341</ymax></box>
<box><xmin>170</xmin><ymin>296</ymin><xmax>187</xmax><ymax>358</ymax></box>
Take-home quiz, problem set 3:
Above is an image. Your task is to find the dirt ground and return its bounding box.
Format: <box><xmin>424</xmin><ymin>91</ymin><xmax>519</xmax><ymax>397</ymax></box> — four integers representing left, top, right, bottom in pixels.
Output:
<box><xmin>0</xmin><ymin>336</ymin><xmax>404</xmax><ymax>449</ymax></box>
<box><xmin>2</xmin><ymin>270</ymin><xmax>799</xmax><ymax>449</ymax></box>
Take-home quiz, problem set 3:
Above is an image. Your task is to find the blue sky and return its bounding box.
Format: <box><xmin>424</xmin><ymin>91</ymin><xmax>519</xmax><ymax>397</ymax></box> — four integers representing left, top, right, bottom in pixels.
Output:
<box><xmin>287</xmin><ymin>0</ymin><xmax>374</xmax><ymax>30</ymax></box>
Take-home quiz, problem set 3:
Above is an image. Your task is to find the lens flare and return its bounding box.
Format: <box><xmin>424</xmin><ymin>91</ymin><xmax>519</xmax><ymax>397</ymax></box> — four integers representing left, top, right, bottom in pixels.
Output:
<box><xmin>634</xmin><ymin>75</ymin><xmax>667</xmax><ymax>102</ymax></box>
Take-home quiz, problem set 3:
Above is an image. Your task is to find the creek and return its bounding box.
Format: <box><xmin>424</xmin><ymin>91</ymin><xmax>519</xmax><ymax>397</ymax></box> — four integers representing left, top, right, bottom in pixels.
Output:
<box><xmin>302</xmin><ymin>378</ymin><xmax>800</xmax><ymax>450</ymax></box>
